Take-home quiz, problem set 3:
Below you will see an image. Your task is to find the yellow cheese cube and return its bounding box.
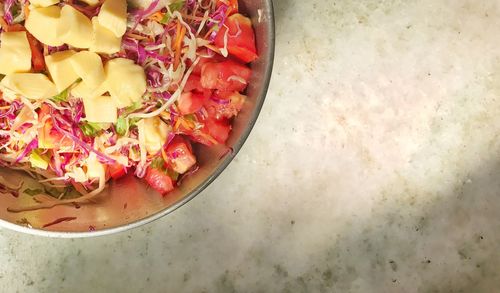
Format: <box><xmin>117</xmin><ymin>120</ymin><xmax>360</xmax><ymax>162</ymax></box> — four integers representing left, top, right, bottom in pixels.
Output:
<box><xmin>83</xmin><ymin>95</ymin><xmax>118</xmax><ymax>123</ymax></box>
<box><xmin>57</xmin><ymin>5</ymin><xmax>93</xmax><ymax>49</ymax></box>
<box><xmin>140</xmin><ymin>117</ymin><xmax>169</xmax><ymax>154</ymax></box>
<box><xmin>0</xmin><ymin>32</ymin><xmax>32</xmax><ymax>75</ymax></box>
<box><xmin>98</xmin><ymin>0</ymin><xmax>127</xmax><ymax>37</ymax></box>
<box><xmin>71</xmin><ymin>81</ymin><xmax>107</xmax><ymax>99</ymax></box>
<box><xmin>25</xmin><ymin>6</ymin><xmax>63</xmax><ymax>46</ymax></box>
<box><xmin>29</xmin><ymin>0</ymin><xmax>60</xmax><ymax>7</ymax></box>
<box><xmin>1</xmin><ymin>73</ymin><xmax>57</xmax><ymax>99</ymax></box>
<box><xmin>89</xmin><ymin>17</ymin><xmax>121</xmax><ymax>54</ymax></box>
<box><xmin>104</xmin><ymin>58</ymin><xmax>146</xmax><ymax>108</ymax></box>
<box><xmin>69</xmin><ymin>51</ymin><xmax>105</xmax><ymax>89</ymax></box>
<box><xmin>45</xmin><ymin>50</ymin><xmax>80</xmax><ymax>92</ymax></box>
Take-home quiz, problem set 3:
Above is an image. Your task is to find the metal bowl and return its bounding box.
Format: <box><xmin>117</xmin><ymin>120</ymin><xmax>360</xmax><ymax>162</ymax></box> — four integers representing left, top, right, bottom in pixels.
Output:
<box><xmin>0</xmin><ymin>1</ymin><xmax>275</xmax><ymax>237</ymax></box>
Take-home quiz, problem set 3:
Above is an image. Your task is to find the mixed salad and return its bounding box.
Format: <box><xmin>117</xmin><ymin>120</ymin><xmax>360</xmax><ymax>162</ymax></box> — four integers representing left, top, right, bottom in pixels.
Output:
<box><xmin>0</xmin><ymin>0</ymin><xmax>257</xmax><ymax>212</ymax></box>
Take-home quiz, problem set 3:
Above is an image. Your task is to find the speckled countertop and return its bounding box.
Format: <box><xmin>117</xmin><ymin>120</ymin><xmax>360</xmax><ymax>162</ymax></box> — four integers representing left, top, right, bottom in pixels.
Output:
<box><xmin>2</xmin><ymin>0</ymin><xmax>500</xmax><ymax>292</ymax></box>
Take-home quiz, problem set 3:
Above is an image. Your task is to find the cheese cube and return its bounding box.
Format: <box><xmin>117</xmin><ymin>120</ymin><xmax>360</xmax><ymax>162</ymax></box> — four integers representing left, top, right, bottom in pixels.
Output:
<box><xmin>45</xmin><ymin>50</ymin><xmax>80</xmax><ymax>92</ymax></box>
<box><xmin>71</xmin><ymin>81</ymin><xmax>107</xmax><ymax>99</ymax></box>
<box><xmin>83</xmin><ymin>95</ymin><xmax>118</xmax><ymax>123</ymax></box>
<box><xmin>29</xmin><ymin>0</ymin><xmax>60</xmax><ymax>7</ymax></box>
<box><xmin>25</xmin><ymin>6</ymin><xmax>63</xmax><ymax>46</ymax></box>
<box><xmin>89</xmin><ymin>17</ymin><xmax>121</xmax><ymax>54</ymax></box>
<box><xmin>57</xmin><ymin>5</ymin><xmax>93</xmax><ymax>49</ymax></box>
<box><xmin>0</xmin><ymin>32</ymin><xmax>32</xmax><ymax>75</ymax></box>
<box><xmin>69</xmin><ymin>51</ymin><xmax>105</xmax><ymax>89</ymax></box>
<box><xmin>98</xmin><ymin>0</ymin><xmax>127</xmax><ymax>37</ymax></box>
<box><xmin>1</xmin><ymin>73</ymin><xmax>57</xmax><ymax>99</ymax></box>
<box><xmin>140</xmin><ymin>117</ymin><xmax>169</xmax><ymax>154</ymax></box>
<box><xmin>104</xmin><ymin>58</ymin><xmax>146</xmax><ymax>108</ymax></box>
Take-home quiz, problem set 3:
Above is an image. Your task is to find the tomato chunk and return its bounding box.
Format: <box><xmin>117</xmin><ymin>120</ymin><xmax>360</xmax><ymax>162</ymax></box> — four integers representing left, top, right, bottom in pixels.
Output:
<box><xmin>177</xmin><ymin>92</ymin><xmax>206</xmax><ymax>115</ymax></box>
<box><xmin>216</xmin><ymin>0</ymin><xmax>238</xmax><ymax>15</ymax></box>
<box><xmin>108</xmin><ymin>163</ymin><xmax>127</xmax><ymax>180</ymax></box>
<box><xmin>145</xmin><ymin>167</ymin><xmax>175</xmax><ymax>195</ymax></box>
<box><xmin>26</xmin><ymin>33</ymin><xmax>46</xmax><ymax>72</ymax></box>
<box><xmin>205</xmin><ymin>91</ymin><xmax>246</xmax><ymax>120</ymax></box>
<box><xmin>165</xmin><ymin>136</ymin><xmax>196</xmax><ymax>174</ymax></box>
<box><xmin>205</xmin><ymin>118</ymin><xmax>231</xmax><ymax>144</ymax></box>
<box><xmin>215</xmin><ymin>14</ymin><xmax>258</xmax><ymax>63</ymax></box>
<box><xmin>184</xmin><ymin>74</ymin><xmax>204</xmax><ymax>93</ymax></box>
<box><xmin>38</xmin><ymin>105</ymin><xmax>72</xmax><ymax>149</ymax></box>
<box><xmin>200</xmin><ymin>60</ymin><xmax>251</xmax><ymax>92</ymax></box>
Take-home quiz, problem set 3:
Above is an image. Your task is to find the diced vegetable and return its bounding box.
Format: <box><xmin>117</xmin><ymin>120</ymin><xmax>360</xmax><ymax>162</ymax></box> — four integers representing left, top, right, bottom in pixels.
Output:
<box><xmin>177</xmin><ymin>92</ymin><xmax>206</xmax><ymax>115</ymax></box>
<box><xmin>216</xmin><ymin>0</ymin><xmax>238</xmax><ymax>15</ymax></box>
<box><xmin>26</xmin><ymin>33</ymin><xmax>46</xmax><ymax>72</ymax></box>
<box><xmin>205</xmin><ymin>118</ymin><xmax>231</xmax><ymax>144</ymax></box>
<box><xmin>108</xmin><ymin>163</ymin><xmax>127</xmax><ymax>179</ymax></box>
<box><xmin>38</xmin><ymin>104</ymin><xmax>73</xmax><ymax>149</ymax></box>
<box><xmin>214</xmin><ymin>14</ymin><xmax>258</xmax><ymax>63</ymax></box>
<box><xmin>200</xmin><ymin>60</ymin><xmax>251</xmax><ymax>92</ymax></box>
<box><xmin>165</xmin><ymin>136</ymin><xmax>196</xmax><ymax>174</ymax></box>
<box><xmin>145</xmin><ymin>167</ymin><xmax>175</xmax><ymax>195</ymax></box>
<box><xmin>205</xmin><ymin>91</ymin><xmax>246</xmax><ymax>120</ymax></box>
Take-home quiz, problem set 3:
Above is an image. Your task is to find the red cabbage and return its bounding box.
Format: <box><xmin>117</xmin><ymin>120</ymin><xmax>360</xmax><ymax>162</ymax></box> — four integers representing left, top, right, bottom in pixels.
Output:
<box><xmin>132</xmin><ymin>0</ymin><xmax>160</xmax><ymax>23</ymax></box>
<box><xmin>3</xmin><ymin>0</ymin><xmax>14</xmax><ymax>25</ymax></box>
<box><xmin>14</xmin><ymin>138</ymin><xmax>37</xmax><ymax>163</ymax></box>
<box><xmin>50</xmin><ymin>110</ymin><xmax>116</xmax><ymax>164</ymax></box>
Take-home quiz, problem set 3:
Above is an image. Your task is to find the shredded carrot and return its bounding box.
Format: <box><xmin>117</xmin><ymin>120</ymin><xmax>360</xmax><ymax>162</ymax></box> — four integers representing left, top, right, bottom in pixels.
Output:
<box><xmin>0</xmin><ymin>18</ymin><xmax>8</xmax><ymax>31</ymax></box>
<box><xmin>24</xmin><ymin>3</ymin><xmax>30</xmax><ymax>19</ymax></box>
<box><xmin>173</xmin><ymin>20</ymin><xmax>186</xmax><ymax>71</ymax></box>
<box><xmin>203</xmin><ymin>25</ymin><xmax>218</xmax><ymax>39</ymax></box>
<box><xmin>148</xmin><ymin>11</ymin><xmax>164</xmax><ymax>22</ymax></box>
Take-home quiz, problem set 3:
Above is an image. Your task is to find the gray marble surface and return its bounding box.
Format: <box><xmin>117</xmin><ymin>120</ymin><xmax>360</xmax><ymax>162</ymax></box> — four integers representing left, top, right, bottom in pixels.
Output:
<box><xmin>2</xmin><ymin>0</ymin><xmax>500</xmax><ymax>292</ymax></box>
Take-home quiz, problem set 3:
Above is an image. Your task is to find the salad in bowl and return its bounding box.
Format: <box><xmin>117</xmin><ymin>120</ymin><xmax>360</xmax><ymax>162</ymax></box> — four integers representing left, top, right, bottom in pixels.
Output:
<box><xmin>0</xmin><ymin>0</ymin><xmax>258</xmax><ymax>214</ymax></box>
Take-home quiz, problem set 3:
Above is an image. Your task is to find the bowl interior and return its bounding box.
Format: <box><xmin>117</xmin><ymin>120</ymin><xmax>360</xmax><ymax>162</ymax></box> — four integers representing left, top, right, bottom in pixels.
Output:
<box><xmin>0</xmin><ymin>0</ymin><xmax>275</xmax><ymax>237</ymax></box>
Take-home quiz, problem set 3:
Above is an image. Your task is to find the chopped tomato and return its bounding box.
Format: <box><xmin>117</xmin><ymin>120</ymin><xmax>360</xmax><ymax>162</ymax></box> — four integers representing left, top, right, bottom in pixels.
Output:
<box><xmin>200</xmin><ymin>60</ymin><xmax>251</xmax><ymax>92</ymax></box>
<box><xmin>26</xmin><ymin>33</ymin><xmax>46</xmax><ymax>72</ymax></box>
<box><xmin>108</xmin><ymin>163</ymin><xmax>127</xmax><ymax>180</ymax></box>
<box><xmin>177</xmin><ymin>92</ymin><xmax>207</xmax><ymax>115</ymax></box>
<box><xmin>205</xmin><ymin>91</ymin><xmax>246</xmax><ymax>120</ymax></box>
<box><xmin>145</xmin><ymin>167</ymin><xmax>175</xmax><ymax>195</ymax></box>
<box><xmin>217</xmin><ymin>0</ymin><xmax>238</xmax><ymax>15</ymax></box>
<box><xmin>215</xmin><ymin>14</ymin><xmax>258</xmax><ymax>63</ymax></box>
<box><xmin>205</xmin><ymin>118</ymin><xmax>231</xmax><ymax>144</ymax></box>
<box><xmin>192</xmin><ymin>54</ymin><xmax>226</xmax><ymax>75</ymax></box>
<box><xmin>38</xmin><ymin>105</ymin><xmax>72</xmax><ymax>149</ymax></box>
<box><xmin>165</xmin><ymin>136</ymin><xmax>196</xmax><ymax>174</ymax></box>
<box><xmin>184</xmin><ymin>74</ymin><xmax>203</xmax><ymax>93</ymax></box>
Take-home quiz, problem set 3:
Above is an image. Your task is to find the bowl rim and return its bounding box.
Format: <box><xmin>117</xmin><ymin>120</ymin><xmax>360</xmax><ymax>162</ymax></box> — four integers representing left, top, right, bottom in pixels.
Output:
<box><xmin>0</xmin><ymin>1</ymin><xmax>276</xmax><ymax>238</ymax></box>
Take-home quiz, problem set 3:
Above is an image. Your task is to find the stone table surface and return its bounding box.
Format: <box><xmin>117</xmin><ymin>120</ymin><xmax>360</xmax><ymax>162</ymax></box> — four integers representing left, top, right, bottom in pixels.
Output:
<box><xmin>2</xmin><ymin>0</ymin><xmax>500</xmax><ymax>292</ymax></box>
